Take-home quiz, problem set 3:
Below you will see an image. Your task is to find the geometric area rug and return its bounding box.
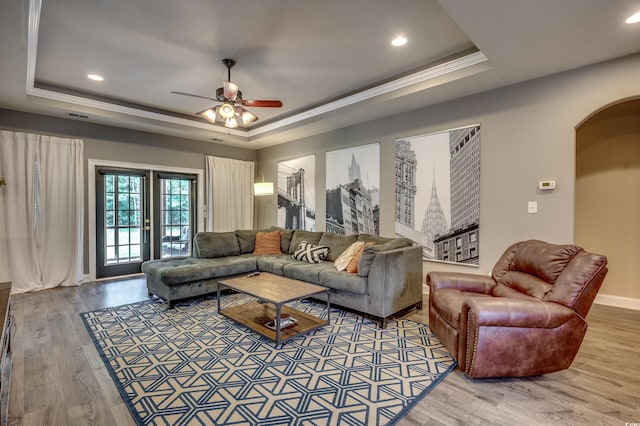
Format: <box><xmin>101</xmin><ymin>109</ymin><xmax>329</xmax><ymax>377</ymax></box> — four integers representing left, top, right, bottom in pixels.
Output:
<box><xmin>81</xmin><ymin>294</ymin><xmax>456</xmax><ymax>426</ymax></box>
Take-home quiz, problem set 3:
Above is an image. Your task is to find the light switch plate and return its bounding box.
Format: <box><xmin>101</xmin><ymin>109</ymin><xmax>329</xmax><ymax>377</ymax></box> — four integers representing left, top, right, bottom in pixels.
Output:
<box><xmin>528</xmin><ymin>201</ymin><xmax>538</xmax><ymax>214</ymax></box>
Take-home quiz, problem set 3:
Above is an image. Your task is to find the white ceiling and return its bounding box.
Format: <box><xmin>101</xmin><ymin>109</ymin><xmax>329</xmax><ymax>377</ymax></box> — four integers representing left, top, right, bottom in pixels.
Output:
<box><xmin>1</xmin><ymin>0</ymin><xmax>639</xmax><ymax>149</ymax></box>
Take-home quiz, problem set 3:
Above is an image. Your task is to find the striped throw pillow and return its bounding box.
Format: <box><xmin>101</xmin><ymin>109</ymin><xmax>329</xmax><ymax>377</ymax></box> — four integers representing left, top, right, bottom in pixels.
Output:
<box><xmin>292</xmin><ymin>241</ymin><xmax>330</xmax><ymax>264</ymax></box>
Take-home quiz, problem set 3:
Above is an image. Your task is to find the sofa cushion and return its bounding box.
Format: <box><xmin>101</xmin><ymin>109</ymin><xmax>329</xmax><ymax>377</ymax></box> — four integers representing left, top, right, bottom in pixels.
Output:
<box><xmin>254</xmin><ymin>230</ymin><xmax>282</xmax><ymax>255</ymax></box>
<box><xmin>194</xmin><ymin>232</ymin><xmax>240</xmax><ymax>258</ymax></box>
<box><xmin>234</xmin><ymin>229</ymin><xmax>269</xmax><ymax>254</ymax></box>
<box><xmin>288</xmin><ymin>230</ymin><xmax>323</xmax><ymax>254</ymax></box>
<box><xmin>256</xmin><ymin>254</ymin><xmax>297</xmax><ymax>275</ymax></box>
<box><xmin>283</xmin><ymin>261</ymin><xmax>335</xmax><ymax>285</ymax></box>
<box><xmin>318</xmin><ymin>233</ymin><xmax>358</xmax><ymax>262</ymax></box>
<box><xmin>319</xmin><ymin>269</ymin><xmax>368</xmax><ymax>294</ymax></box>
<box><xmin>142</xmin><ymin>257</ymin><xmax>256</xmax><ymax>286</ymax></box>
<box><xmin>292</xmin><ymin>241</ymin><xmax>330</xmax><ymax>263</ymax></box>
<box><xmin>271</xmin><ymin>227</ymin><xmax>295</xmax><ymax>254</ymax></box>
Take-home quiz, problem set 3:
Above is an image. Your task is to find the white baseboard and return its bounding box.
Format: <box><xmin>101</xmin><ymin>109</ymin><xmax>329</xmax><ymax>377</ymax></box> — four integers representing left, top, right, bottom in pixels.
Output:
<box><xmin>82</xmin><ymin>274</ymin><xmax>91</xmax><ymax>283</ymax></box>
<box><xmin>594</xmin><ymin>293</ymin><xmax>640</xmax><ymax>311</ymax></box>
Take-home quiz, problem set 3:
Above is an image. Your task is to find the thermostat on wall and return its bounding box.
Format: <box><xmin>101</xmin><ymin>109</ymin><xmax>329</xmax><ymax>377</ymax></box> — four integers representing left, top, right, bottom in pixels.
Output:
<box><xmin>538</xmin><ymin>180</ymin><xmax>556</xmax><ymax>190</ymax></box>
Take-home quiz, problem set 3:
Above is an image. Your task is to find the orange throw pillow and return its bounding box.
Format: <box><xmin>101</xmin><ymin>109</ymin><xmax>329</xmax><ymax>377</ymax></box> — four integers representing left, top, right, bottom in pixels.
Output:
<box><xmin>253</xmin><ymin>230</ymin><xmax>282</xmax><ymax>255</ymax></box>
<box><xmin>346</xmin><ymin>242</ymin><xmax>374</xmax><ymax>273</ymax></box>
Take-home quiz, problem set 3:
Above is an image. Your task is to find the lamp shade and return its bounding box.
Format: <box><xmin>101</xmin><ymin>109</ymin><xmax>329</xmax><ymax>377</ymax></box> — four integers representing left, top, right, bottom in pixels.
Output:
<box><xmin>254</xmin><ymin>181</ymin><xmax>274</xmax><ymax>196</ymax></box>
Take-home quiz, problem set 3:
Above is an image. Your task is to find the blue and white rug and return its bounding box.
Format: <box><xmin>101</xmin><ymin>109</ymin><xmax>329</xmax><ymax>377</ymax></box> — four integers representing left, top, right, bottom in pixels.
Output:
<box><xmin>81</xmin><ymin>295</ymin><xmax>456</xmax><ymax>426</ymax></box>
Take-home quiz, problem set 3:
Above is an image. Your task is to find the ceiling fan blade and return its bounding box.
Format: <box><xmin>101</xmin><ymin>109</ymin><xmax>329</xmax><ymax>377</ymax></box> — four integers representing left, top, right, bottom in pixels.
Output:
<box><xmin>171</xmin><ymin>91</ymin><xmax>218</xmax><ymax>102</ymax></box>
<box><xmin>241</xmin><ymin>99</ymin><xmax>283</xmax><ymax>108</ymax></box>
<box><xmin>224</xmin><ymin>81</ymin><xmax>239</xmax><ymax>101</ymax></box>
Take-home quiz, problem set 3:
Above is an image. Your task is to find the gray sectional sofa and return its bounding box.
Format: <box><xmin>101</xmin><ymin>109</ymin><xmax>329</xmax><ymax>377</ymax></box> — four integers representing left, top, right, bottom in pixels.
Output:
<box><xmin>141</xmin><ymin>228</ymin><xmax>423</xmax><ymax>327</ymax></box>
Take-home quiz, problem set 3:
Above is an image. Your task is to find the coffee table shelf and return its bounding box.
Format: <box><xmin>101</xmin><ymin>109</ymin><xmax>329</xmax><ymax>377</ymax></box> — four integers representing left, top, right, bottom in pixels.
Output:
<box><xmin>220</xmin><ymin>301</ymin><xmax>327</xmax><ymax>343</ymax></box>
<box><xmin>217</xmin><ymin>273</ymin><xmax>330</xmax><ymax>347</ymax></box>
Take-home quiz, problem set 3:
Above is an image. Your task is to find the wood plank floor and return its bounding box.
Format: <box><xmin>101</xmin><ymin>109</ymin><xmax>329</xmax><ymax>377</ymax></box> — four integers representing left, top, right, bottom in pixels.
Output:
<box><xmin>6</xmin><ymin>277</ymin><xmax>640</xmax><ymax>425</ymax></box>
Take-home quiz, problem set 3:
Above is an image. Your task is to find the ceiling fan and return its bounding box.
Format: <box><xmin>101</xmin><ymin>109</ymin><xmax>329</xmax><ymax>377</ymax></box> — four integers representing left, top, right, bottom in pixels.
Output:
<box><xmin>171</xmin><ymin>58</ymin><xmax>283</xmax><ymax>129</ymax></box>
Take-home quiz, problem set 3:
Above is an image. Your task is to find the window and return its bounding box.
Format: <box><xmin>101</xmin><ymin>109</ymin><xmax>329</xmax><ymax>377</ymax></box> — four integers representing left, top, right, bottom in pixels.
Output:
<box><xmin>469</xmin><ymin>232</ymin><xmax>477</xmax><ymax>243</ymax></box>
<box><xmin>456</xmin><ymin>237</ymin><xmax>462</xmax><ymax>248</ymax></box>
<box><xmin>104</xmin><ymin>174</ymin><xmax>143</xmax><ymax>264</ymax></box>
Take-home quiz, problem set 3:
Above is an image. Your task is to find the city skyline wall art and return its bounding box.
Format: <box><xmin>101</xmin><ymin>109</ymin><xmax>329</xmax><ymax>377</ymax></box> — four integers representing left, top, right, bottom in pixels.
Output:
<box><xmin>277</xmin><ymin>154</ymin><xmax>316</xmax><ymax>231</ymax></box>
<box><xmin>395</xmin><ymin>125</ymin><xmax>480</xmax><ymax>265</ymax></box>
<box><xmin>325</xmin><ymin>143</ymin><xmax>380</xmax><ymax>236</ymax></box>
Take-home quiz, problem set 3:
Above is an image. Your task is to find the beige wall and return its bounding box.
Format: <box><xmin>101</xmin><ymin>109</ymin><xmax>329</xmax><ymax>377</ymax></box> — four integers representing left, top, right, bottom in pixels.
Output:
<box><xmin>576</xmin><ymin>99</ymin><xmax>640</xmax><ymax>300</ymax></box>
<box><xmin>0</xmin><ymin>108</ymin><xmax>256</xmax><ymax>273</ymax></box>
<box><xmin>257</xmin><ymin>53</ymin><xmax>640</xmax><ymax>303</ymax></box>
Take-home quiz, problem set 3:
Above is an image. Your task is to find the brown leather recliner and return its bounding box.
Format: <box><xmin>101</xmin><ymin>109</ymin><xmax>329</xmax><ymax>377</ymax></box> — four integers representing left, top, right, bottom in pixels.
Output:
<box><xmin>427</xmin><ymin>240</ymin><xmax>608</xmax><ymax>378</ymax></box>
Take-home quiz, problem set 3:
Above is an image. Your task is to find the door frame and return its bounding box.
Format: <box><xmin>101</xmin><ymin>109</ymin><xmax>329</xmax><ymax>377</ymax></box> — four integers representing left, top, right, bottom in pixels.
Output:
<box><xmin>88</xmin><ymin>159</ymin><xmax>204</xmax><ymax>281</ymax></box>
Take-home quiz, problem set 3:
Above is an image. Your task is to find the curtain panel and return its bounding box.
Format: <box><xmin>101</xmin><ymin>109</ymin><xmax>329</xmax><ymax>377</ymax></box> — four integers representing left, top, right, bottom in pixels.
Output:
<box><xmin>205</xmin><ymin>156</ymin><xmax>254</xmax><ymax>232</ymax></box>
<box><xmin>0</xmin><ymin>130</ymin><xmax>84</xmax><ymax>293</ymax></box>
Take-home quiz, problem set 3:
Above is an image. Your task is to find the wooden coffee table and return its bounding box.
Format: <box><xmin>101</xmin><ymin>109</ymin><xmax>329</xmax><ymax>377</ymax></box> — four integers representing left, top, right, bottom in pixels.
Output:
<box><xmin>217</xmin><ymin>272</ymin><xmax>330</xmax><ymax>347</ymax></box>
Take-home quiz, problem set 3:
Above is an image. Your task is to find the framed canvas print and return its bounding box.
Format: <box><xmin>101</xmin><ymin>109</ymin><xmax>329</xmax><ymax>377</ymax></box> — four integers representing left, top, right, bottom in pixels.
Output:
<box><xmin>395</xmin><ymin>125</ymin><xmax>480</xmax><ymax>265</ymax></box>
<box><xmin>325</xmin><ymin>143</ymin><xmax>380</xmax><ymax>236</ymax></box>
<box><xmin>277</xmin><ymin>154</ymin><xmax>316</xmax><ymax>230</ymax></box>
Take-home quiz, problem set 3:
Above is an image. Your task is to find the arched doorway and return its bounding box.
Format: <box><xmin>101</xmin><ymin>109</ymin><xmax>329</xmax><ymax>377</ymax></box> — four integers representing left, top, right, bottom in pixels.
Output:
<box><xmin>575</xmin><ymin>99</ymin><xmax>640</xmax><ymax>304</ymax></box>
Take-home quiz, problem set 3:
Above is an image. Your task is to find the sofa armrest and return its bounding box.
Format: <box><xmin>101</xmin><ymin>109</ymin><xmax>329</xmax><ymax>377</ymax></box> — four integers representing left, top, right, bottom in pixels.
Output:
<box><xmin>427</xmin><ymin>271</ymin><xmax>496</xmax><ymax>294</ymax></box>
<box><xmin>366</xmin><ymin>245</ymin><xmax>423</xmax><ymax>319</ymax></box>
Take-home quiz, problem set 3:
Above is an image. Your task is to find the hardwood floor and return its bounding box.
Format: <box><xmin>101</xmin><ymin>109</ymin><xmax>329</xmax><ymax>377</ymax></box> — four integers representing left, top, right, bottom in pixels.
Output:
<box><xmin>7</xmin><ymin>277</ymin><xmax>640</xmax><ymax>425</ymax></box>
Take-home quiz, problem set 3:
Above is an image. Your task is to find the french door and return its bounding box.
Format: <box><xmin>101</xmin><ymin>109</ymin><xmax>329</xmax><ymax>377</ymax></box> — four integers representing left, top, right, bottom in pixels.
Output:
<box><xmin>95</xmin><ymin>168</ymin><xmax>198</xmax><ymax>279</ymax></box>
<box><xmin>96</xmin><ymin>169</ymin><xmax>151</xmax><ymax>278</ymax></box>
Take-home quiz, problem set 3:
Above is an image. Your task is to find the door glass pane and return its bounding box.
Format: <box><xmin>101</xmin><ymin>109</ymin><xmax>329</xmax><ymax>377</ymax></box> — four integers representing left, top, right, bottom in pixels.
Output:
<box><xmin>160</xmin><ymin>177</ymin><xmax>192</xmax><ymax>258</ymax></box>
<box><xmin>104</xmin><ymin>174</ymin><xmax>143</xmax><ymax>265</ymax></box>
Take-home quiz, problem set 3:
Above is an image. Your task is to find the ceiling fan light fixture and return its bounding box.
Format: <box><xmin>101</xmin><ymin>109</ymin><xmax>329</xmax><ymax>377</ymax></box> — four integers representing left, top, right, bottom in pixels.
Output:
<box><xmin>201</xmin><ymin>108</ymin><xmax>217</xmax><ymax>123</ymax></box>
<box><xmin>240</xmin><ymin>109</ymin><xmax>258</xmax><ymax>126</ymax></box>
<box><xmin>225</xmin><ymin>116</ymin><xmax>239</xmax><ymax>128</ymax></box>
<box><xmin>219</xmin><ymin>102</ymin><xmax>236</xmax><ymax>119</ymax></box>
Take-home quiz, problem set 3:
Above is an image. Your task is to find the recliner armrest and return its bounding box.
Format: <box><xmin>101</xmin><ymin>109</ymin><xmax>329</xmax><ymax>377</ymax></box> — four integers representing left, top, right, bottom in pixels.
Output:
<box><xmin>427</xmin><ymin>271</ymin><xmax>495</xmax><ymax>294</ymax></box>
<box><xmin>462</xmin><ymin>298</ymin><xmax>576</xmax><ymax>329</ymax></box>
<box><xmin>458</xmin><ymin>296</ymin><xmax>587</xmax><ymax>378</ymax></box>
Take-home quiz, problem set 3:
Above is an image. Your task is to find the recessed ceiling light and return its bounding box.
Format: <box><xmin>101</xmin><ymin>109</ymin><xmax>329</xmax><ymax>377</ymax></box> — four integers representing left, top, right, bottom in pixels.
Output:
<box><xmin>626</xmin><ymin>11</ymin><xmax>640</xmax><ymax>24</ymax></box>
<box><xmin>391</xmin><ymin>36</ymin><xmax>408</xmax><ymax>47</ymax></box>
<box><xmin>87</xmin><ymin>74</ymin><xmax>104</xmax><ymax>81</ymax></box>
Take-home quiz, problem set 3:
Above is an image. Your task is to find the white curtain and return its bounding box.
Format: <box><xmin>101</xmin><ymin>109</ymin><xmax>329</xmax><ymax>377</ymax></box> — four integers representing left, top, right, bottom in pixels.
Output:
<box><xmin>0</xmin><ymin>130</ymin><xmax>84</xmax><ymax>294</ymax></box>
<box><xmin>205</xmin><ymin>156</ymin><xmax>254</xmax><ymax>231</ymax></box>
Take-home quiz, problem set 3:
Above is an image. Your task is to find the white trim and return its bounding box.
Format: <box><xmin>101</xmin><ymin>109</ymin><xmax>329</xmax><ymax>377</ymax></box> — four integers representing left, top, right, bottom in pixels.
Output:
<box><xmin>594</xmin><ymin>293</ymin><xmax>640</xmax><ymax>311</ymax></box>
<box><xmin>248</xmin><ymin>52</ymin><xmax>489</xmax><ymax>138</ymax></box>
<box><xmin>88</xmin><ymin>159</ymin><xmax>205</xmax><ymax>281</ymax></box>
